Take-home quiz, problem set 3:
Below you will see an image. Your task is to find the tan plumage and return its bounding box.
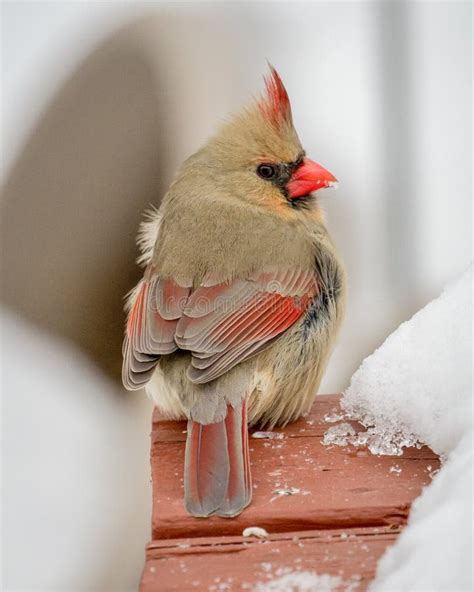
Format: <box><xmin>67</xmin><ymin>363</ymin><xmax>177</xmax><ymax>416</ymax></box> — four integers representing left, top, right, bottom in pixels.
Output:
<box><xmin>123</xmin><ymin>67</ymin><xmax>346</xmax><ymax>517</ymax></box>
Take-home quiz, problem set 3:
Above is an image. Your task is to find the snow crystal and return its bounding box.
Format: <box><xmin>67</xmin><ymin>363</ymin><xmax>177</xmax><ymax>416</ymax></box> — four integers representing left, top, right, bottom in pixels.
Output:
<box><xmin>252</xmin><ymin>431</ymin><xmax>285</xmax><ymax>440</ymax></box>
<box><xmin>323</xmin><ymin>411</ymin><xmax>345</xmax><ymax>423</ymax></box>
<box><xmin>273</xmin><ymin>487</ymin><xmax>301</xmax><ymax>496</ymax></box>
<box><xmin>323</xmin><ymin>424</ymin><xmax>421</xmax><ymax>455</ymax></box>
<box><xmin>254</xmin><ymin>571</ymin><xmax>342</xmax><ymax>592</ymax></box>
<box><xmin>322</xmin><ymin>422</ymin><xmax>355</xmax><ymax>446</ymax></box>
<box><xmin>322</xmin><ymin>423</ymin><xmax>419</xmax><ymax>456</ymax></box>
<box><xmin>335</xmin><ymin>267</ymin><xmax>472</xmax><ymax>591</ymax></box>
<box><xmin>242</xmin><ymin>527</ymin><xmax>268</xmax><ymax>538</ymax></box>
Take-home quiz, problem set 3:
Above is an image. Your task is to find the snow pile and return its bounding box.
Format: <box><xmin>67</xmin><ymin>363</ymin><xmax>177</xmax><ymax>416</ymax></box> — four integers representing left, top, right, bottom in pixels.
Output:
<box><xmin>372</xmin><ymin>432</ymin><xmax>472</xmax><ymax>591</ymax></box>
<box><xmin>338</xmin><ymin>266</ymin><xmax>473</xmax><ymax>591</ymax></box>
<box><xmin>342</xmin><ymin>266</ymin><xmax>472</xmax><ymax>458</ymax></box>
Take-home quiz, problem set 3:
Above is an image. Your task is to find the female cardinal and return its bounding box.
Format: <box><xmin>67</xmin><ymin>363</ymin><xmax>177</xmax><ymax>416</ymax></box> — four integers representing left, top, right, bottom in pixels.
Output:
<box><xmin>122</xmin><ymin>67</ymin><xmax>345</xmax><ymax>518</ymax></box>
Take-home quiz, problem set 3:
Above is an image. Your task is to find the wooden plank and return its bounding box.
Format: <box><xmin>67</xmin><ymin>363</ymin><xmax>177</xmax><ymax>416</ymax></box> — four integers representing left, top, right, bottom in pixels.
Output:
<box><xmin>151</xmin><ymin>395</ymin><xmax>439</xmax><ymax>540</ymax></box>
<box><xmin>141</xmin><ymin>527</ymin><xmax>400</xmax><ymax>592</ymax></box>
<box><xmin>153</xmin><ymin>395</ymin><xmax>349</xmax><ymax>442</ymax></box>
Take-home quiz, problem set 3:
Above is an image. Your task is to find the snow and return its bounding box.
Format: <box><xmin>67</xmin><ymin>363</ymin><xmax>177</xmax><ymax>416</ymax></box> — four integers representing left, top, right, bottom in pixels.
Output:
<box><xmin>254</xmin><ymin>571</ymin><xmax>342</xmax><ymax>592</ymax></box>
<box><xmin>322</xmin><ymin>422</ymin><xmax>356</xmax><ymax>446</ymax></box>
<box><xmin>338</xmin><ymin>266</ymin><xmax>473</xmax><ymax>591</ymax></box>
<box><xmin>372</xmin><ymin>432</ymin><xmax>472</xmax><ymax>591</ymax></box>
<box><xmin>252</xmin><ymin>431</ymin><xmax>285</xmax><ymax>440</ymax></box>
<box><xmin>323</xmin><ymin>420</ymin><xmax>422</xmax><ymax>456</ymax></box>
<box><xmin>273</xmin><ymin>487</ymin><xmax>301</xmax><ymax>496</ymax></box>
<box><xmin>342</xmin><ymin>266</ymin><xmax>472</xmax><ymax>459</ymax></box>
<box><xmin>323</xmin><ymin>411</ymin><xmax>345</xmax><ymax>423</ymax></box>
<box><xmin>242</xmin><ymin>526</ymin><xmax>269</xmax><ymax>538</ymax></box>
<box><xmin>253</xmin><ymin>570</ymin><xmax>363</xmax><ymax>592</ymax></box>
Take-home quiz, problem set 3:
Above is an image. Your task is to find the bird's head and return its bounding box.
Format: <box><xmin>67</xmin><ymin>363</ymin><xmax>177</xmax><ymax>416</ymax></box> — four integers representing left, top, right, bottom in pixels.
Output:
<box><xmin>197</xmin><ymin>66</ymin><xmax>337</xmax><ymax>215</ymax></box>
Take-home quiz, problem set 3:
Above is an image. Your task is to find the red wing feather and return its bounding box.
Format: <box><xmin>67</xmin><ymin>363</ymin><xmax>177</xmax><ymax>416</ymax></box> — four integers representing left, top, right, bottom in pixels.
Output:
<box><xmin>122</xmin><ymin>268</ymin><xmax>318</xmax><ymax>390</ymax></box>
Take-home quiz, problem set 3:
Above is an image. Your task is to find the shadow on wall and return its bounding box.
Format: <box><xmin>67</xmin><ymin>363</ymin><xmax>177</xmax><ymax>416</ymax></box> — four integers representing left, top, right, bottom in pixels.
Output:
<box><xmin>1</xmin><ymin>26</ymin><xmax>161</xmax><ymax>381</ymax></box>
<box><xmin>0</xmin><ymin>10</ymin><xmax>245</xmax><ymax>383</ymax></box>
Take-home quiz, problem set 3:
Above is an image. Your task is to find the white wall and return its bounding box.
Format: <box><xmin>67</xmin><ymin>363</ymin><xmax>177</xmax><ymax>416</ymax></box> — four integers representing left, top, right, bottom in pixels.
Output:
<box><xmin>1</xmin><ymin>2</ymin><xmax>471</xmax><ymax>591</ymax></box>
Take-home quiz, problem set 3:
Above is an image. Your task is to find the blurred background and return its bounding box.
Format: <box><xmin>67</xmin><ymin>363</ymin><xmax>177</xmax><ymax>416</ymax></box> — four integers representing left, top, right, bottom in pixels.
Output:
<box><xmin>1</xmin><ymin>1</ymin><xmax>471</xmax><ymax>590</ymax></box>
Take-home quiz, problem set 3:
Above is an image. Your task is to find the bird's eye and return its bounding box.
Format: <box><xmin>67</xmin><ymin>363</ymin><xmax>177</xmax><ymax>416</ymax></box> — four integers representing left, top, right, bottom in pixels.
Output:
<box><xmin>257</xmin><ymin>164</ymin><xmax>277</xmax><ymax>180</ymax></box>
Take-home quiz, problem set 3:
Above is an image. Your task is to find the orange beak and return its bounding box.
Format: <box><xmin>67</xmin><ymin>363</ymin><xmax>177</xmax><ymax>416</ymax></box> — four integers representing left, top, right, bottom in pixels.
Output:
<box><xmin>287</xmin><ymin>158</ymin><xmax>338</xmax><ymax>199</ymax></box>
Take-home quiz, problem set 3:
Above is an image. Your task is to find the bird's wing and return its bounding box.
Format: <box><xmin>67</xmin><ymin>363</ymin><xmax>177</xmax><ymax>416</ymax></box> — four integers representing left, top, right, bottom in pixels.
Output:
<box><xmin>122</xmin><ymin>267</ymin><xmax>318</xmax><ymax>389</ymax></box>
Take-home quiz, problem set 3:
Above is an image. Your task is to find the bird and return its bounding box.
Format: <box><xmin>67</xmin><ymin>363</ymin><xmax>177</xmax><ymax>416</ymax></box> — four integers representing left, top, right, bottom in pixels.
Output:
<box><xmin>122</xmin><ymin>66</ymin><xmax>346</xmax><ymax>518</ymax></box>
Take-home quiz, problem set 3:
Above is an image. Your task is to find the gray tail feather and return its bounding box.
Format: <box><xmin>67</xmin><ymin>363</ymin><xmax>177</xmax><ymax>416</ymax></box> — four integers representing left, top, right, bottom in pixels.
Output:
<box><xmin>184</xmin><ymin>401</ymin><xmax>252</xmax><ymax>518</ymax></box>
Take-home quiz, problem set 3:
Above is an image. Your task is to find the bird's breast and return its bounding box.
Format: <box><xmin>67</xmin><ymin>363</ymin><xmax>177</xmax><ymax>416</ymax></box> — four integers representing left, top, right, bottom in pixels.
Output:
<box><xmin>154</xmin><ymin>198</ymin><xmax>317</xmax><ymax>282</ymax></box>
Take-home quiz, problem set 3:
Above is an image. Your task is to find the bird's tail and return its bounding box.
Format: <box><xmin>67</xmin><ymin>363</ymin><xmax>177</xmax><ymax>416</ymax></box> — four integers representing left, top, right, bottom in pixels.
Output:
<box><xmin>184</xmin><ymin>400</ymin><xmax>252</xmax><ymax>518</ymax></box>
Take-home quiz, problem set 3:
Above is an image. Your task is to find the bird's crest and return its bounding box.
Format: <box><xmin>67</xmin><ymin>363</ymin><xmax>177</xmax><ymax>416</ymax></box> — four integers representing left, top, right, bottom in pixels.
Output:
<box><xmin>259</xmin><ymin>65</ymin><xmax>292</xmax><ymax>127</ymax></box>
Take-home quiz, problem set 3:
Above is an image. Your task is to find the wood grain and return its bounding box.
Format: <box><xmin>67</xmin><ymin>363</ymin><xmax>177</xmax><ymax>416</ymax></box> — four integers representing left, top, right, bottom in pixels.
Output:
<box><xmin>141</xmin><ymin>527</ymin><xmax>400</xmax><ymax>592</ymax></box>
<box><xmin>150</xmin><ymin>395</ymin><xmax>438</xmax><ymax>540</ymax></box>
<box><xmin>141</xmin><ymin>394</ymin><xmax>439</xmax><ymax>590</ymax></box>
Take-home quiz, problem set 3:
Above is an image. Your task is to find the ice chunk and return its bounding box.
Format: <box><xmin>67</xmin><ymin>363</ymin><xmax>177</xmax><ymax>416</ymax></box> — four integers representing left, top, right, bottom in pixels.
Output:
<box><xmin>273</xmin><ymin>487</ymin><xmax>301</xmax><ymax>496</ymax></box>
<box><xmin>322</xmin><ymin>422</ymin><xmax>355</xmax><ymax>446</ymax></box>
<box><xmin>252</xmin><ymin>431</ymin><xmax>284</xmax><ymax>440</ymax></box>
<box><xmin>242</xmin><ymin>526</ymin><xmax>268</xmax><ymax>538</ymax></box>
<box><xmin>323</xmin><ymin>411</ymin><xmax>345</xmax><ymax>423</ymax></box>
<box><xmin>323</xmin><ymin>422</ymin><xmax>421</xmax><ymax>456</ymax></box>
